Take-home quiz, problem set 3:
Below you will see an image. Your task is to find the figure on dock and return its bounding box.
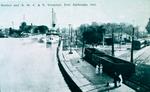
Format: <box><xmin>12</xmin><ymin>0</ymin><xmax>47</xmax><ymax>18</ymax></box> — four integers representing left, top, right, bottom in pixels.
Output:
<box><xmin>118</xmin><ymin>74</ymin><xmax>123</xmax><ymax>86</ymax></box>
<box><xmin>99</xmin><ymin>64</ymin><xmax>103</xmax><ymax>74</ymax></box>
<box><xmin>95</xmin><ymin>65</ymin><xmax>99</xmax><ymax>75</ymax></box>
<box><xmin>113</xmin><ymin>72</ymin><xmax>121</xmax><ymax>87</ymax></box>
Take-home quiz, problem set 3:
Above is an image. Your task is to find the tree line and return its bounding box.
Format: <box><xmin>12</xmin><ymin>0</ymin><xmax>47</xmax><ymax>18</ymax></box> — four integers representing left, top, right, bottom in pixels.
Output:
<box><xmin>77</xmin><ymin>22</ymin><xmax>142</xmax><ymax>46</ymax></box>
<box><xmin>7</xmin><ymin>22</ymin><xmax>49</xmax><ymax>37</ymax></box>
<box><xmin>19</xmin><ymin>22</ymin><xmax>48</xmax><ymax>34</ymax></box>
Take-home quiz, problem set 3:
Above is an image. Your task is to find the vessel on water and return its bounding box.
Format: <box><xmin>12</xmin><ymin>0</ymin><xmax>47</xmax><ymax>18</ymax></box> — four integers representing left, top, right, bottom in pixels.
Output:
<box><xmin>46</xmin><ymin>8</ymin><xmax>60</xmax><ymax>44</ymax></box>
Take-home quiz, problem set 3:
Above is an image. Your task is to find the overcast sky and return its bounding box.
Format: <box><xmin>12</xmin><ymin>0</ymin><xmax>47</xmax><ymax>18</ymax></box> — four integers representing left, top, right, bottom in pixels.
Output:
<box><xmin>0</xmin><ymin>0</ymin><xmax>150</xmax><ymax>31</ymax></box>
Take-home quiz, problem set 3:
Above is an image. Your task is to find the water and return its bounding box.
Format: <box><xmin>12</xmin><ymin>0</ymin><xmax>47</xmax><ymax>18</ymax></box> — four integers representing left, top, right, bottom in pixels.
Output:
<box><xmin>0</xmin><ymin>38</ymin><xmax>70</xmax><ymax>92</ymax></box>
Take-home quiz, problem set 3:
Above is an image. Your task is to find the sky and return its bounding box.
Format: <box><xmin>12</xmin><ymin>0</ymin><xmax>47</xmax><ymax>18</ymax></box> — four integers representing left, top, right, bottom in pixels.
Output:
<box><xmin>0</xmin><ymin>0</ymin><xmax>150</xmax><ymax>31</ymax></box>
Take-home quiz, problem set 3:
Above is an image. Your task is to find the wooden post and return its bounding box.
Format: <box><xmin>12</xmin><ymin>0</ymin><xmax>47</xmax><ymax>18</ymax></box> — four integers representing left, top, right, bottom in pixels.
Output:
<box><xmin>112</xmin><ymin>28</ymin><xmax>114</xmax><ymax>56</ymax></box>
<box><xmin>131</xmin><ymin>27</ymin><xmax>134</xmax><ymax>63</ymax></box>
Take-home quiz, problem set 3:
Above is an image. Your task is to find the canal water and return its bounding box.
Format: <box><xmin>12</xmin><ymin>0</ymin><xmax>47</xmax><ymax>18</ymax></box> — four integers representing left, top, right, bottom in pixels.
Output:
<box><xmin>0</xmin><ymin>38</ymin><xmax>70</xmax><ymax>92</ymax></box>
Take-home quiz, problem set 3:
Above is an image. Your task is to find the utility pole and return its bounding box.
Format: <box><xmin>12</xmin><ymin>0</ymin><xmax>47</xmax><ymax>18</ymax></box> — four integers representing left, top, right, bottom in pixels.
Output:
<box><xmin>82</xmin><ymin>26</ymin><xmax>86</xmax><ymax>58</ymax></box>
<box><xmin>75</xmin><ymin>30</ymin><xmax>78</xmax><ymax>47</ymax></box>
<box><xmin>112</xmin><ymin>28</ymin><xmax>115</xmax><ymax>56</ymax></box>
<box><xmin>82</xmin><ymin>40</ymin><xmax>85</xmax><ymax>59</ymax></box>
<box><xmin>120</xmin><ymin>27</ymin><xmax>122</xmax><ymax>50</ymax></box>
<box><xmin>131</xmin><ymin>27</ymin><xmax>134</xmax><ymax>63</ymax></box>
<box><xmin>69</xmin><ymin>24</ymin><xmax>73</xmax><ymax>54</ymax></box>
<box><xmin>102</xmin><ymin>31</ymin><xmax>105</xmax><ymax>47</ymax></box>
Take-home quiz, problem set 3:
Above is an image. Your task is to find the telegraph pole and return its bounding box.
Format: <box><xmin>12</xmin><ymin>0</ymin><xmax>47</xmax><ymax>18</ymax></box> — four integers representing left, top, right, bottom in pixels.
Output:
<box><xmin>75</xmin><ymin>30</ymin><xmax>78</xmax><ymax>47</ymax></box>
<box><xmin>69</xmin><ymin>24</ymin><xmax>73</xmax><ymax>54</ymax></box>
<box><xmin>112</xmin><ymin>28</ymin><xmax>115</xmax><ymax>56</ymax></box>
<box><xmin>82</xmin><ymin>26</ymin><xmax>86</xmax><ymax>58</ymax></box>
<box><xmin>131</xmin><ymin>27</ymin><xmax>134</xmax><ymax>63</ymax></box>
<box><xmin>102</xmin><ymin>32</ymin><xmax>105</xmax><ymax>47</ymax></box>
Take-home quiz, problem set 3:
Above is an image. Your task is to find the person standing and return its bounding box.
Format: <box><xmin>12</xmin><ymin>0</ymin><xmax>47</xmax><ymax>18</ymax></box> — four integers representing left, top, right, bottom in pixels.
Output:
<box><xmin>113</xmin><ymin>72</ymin><xmax>121</xmax><ymax>87</ymax></box>
<box><xmin>113</xmin><ymin>72</ymin><xmax>117</xmax><ymax>87</ymax></box>
<box><xmin>95</xmin><ymin>65</ymin><xmax>99</xmax><ymax>75</ymax></box>
<box><xmin>118</xmin><ymin>74</ymin><xmax>123</xmax><ymax>86</ymax></box>
<box><xmin>100</xmin><ymin>64</ymin><xmax>103</xmax><ymax>74</ymax></box>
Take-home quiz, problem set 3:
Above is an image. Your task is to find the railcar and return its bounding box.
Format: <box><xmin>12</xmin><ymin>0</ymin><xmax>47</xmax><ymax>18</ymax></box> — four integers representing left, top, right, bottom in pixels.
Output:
<box><xmin>84</xmin><ymin>48</ymin><xmax>135</xmax><ymax>78</ymax></box>
<box><xmin>133</xmin><ymin>39</ymin><xmax>146</xmax><ymax>50</ymax></box>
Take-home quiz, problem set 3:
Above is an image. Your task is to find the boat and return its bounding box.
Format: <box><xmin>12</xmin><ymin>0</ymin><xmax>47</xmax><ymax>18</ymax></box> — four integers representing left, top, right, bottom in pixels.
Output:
<box><xmin>46</xmin><ymin>8</ymin><xmax>60</xmax><ymax>44</ymax></box>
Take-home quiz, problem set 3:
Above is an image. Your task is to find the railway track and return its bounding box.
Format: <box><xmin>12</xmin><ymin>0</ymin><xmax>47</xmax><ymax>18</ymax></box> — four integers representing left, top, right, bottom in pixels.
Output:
<box><xmin>134</xmin><ymin>46</ymin><xmax>150</xmax><ymax>64</ymax></box>
<box><xmin>124</xmin><ymin>77</ymin><xmax>150</xmax><ymax>92</ymax></box>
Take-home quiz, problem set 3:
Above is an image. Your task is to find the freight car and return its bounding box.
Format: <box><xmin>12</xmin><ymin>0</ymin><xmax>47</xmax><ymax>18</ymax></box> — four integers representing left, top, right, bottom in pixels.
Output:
<box><xmin>133</xmin><ymin>39</ymin><xmax>146</xmax><ymax>50</ymax></box>
<box><xmin>84</xmin><ymin>48</ymin><xmax>135</xmax><ymax>78</ymax></box>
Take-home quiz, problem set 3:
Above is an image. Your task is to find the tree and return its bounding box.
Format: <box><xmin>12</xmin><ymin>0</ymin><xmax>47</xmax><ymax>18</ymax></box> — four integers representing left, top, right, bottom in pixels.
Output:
<box><xmin>33</xmin><ymin>26</ymin><xmax>39</xmax><ymax>33</ymax></box>
<box><xmin>9</xmin><ymin>27</ymin><xmax>13</xmax><ymax>36</ymax></box>
<box><xmin>38</xmin><ymin>25</ymin><xmax>48</xmax><ymax>34</ymax></box>
<box><xmin>146</xmin><ymin>18</ymin><xmax>150</xmax><ymax>34</ymax></box>
<box><xmin>78</xmin><ymin>24</ymin><xmax>88</xmax><ymax>41</ymax></box>
<box><xmin>80</xmin><ymin>23</ymin><xmax>105</xmax><ymax>47</ymax></box>
<box><xmin>25</xmin><ymin>26</ymin><xmax>32</xmax><ymax>33</ymax></box>
<box><xmin>19</xmin><ymin>22</ymin><xmax>27</xmax><ymax>32</ymax></box>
